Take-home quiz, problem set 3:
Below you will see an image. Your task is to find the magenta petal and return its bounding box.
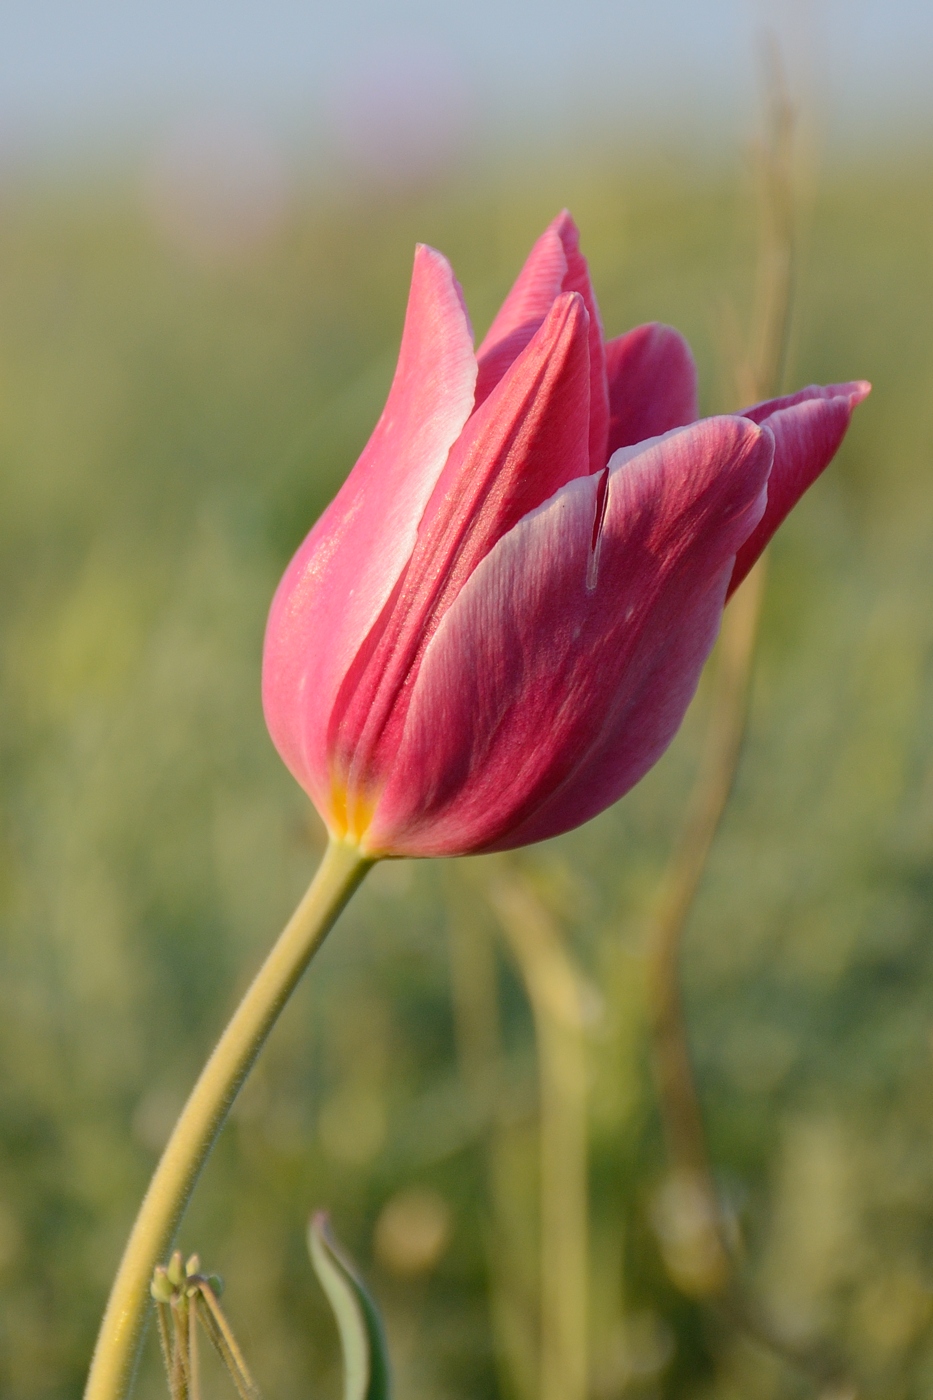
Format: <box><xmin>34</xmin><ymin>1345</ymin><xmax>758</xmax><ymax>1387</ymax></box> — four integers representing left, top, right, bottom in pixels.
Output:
<box><xmin>476</xmin><ymin>212</ymin><xmax>608</xmax><ymax>471</ymax></box>
<box><xmin>327</xmin><ymin>291</ymin><xmax>592</xmax><ymax>794</ymax></box>
<box><xmin>605</xmin><ymin>323</ymin><xmax>699</xmax><ymax>456</ymax></box>
<box><xmin>553</xmin><ymin>213</ymin><xmax>609</xmax><ymax>472</ymax></box>
<box><xmin>475</xmin><ymin>223</ymin><xmax>568</xmax><ymax>407</ymax></box>
<box><xmin>728</xmin><ymin>379</ymin><xmax>871</xmax><ymax>595</ymax></box>
<box><xmin>261</xmin><ymin>243</ymin><xmax>477</xmax><ymax>818</ymax></box>
<box><xmin>418</xmin><ymin>291</ymin><xmax>591</xmax><ymax>577</ymax></box>
<box><xmin>366</xmin><ymin>416</ymin><xmax>773</xmax><ymax>857</ymax></box>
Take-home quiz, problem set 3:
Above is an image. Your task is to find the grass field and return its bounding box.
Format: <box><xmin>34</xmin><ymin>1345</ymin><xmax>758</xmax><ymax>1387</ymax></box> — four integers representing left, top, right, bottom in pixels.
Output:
<box><xmin>0</xmin><ymin>145</ymin><xmax>932</xmax><ymax>1399</ymax></box>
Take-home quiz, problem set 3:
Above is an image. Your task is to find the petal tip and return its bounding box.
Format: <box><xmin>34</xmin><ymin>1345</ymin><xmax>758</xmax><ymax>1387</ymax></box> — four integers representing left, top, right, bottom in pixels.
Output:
<box><xmin>551</xmin><ymin>208</ymin><xmax>580</xmax><ymax>243</ymax></box>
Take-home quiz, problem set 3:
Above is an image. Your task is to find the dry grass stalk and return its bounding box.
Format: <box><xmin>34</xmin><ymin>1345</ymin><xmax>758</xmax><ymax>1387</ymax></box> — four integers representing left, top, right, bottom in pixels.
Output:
<box><xmin>489</xmin><ymin>872</ymin><xmax>592</xmax><ymax>1400</ymax></box>
<box><xmin>644</xmin><ymin>37</ymin><xmax>859</xmax><ymax>1400</ymax></box>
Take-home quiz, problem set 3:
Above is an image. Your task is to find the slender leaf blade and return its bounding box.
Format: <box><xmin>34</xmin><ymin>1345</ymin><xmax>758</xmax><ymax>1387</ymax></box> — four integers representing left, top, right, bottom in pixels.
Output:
<box><xmin>308</xmin><ymin>1212</ymin><xmax>391</xmax><ymax>1400</ymax></box>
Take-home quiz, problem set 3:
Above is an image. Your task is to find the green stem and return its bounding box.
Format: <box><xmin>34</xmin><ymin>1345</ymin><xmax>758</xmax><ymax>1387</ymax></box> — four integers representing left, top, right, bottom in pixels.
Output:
<box><xmin>84</xmin><ymin>838</ymin><xmax>373</xmax><ymax>1400</ymax></box>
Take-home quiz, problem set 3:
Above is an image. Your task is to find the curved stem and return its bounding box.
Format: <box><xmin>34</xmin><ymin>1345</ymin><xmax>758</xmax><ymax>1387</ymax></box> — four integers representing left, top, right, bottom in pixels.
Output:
<box><xmin>85</xmin><ymin>838</ymin><xmax>373</xmax><ymax>1400</ymax></box>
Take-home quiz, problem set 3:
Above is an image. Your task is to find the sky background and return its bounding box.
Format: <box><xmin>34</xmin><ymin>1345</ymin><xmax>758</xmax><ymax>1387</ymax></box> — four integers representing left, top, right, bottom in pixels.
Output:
<box><xmin>2</xmin><ymin>0</ymin><xmax>933</xmax><ymax>177</ymax></box>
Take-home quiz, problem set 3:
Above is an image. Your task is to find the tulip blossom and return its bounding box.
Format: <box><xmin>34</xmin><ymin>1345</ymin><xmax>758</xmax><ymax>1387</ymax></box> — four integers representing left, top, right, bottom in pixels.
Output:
<box><xmin>263</xmin><ymin>213</ymin><xmax>868</xmax><ymax>859</ymax></box>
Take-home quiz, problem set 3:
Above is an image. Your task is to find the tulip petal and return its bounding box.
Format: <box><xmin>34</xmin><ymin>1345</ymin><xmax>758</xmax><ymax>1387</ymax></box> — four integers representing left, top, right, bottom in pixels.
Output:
<box><xmin>476</xmin><ymin>212</ymin><xmax>608</xmax><ymax>472</ymax></box>
<box><xmin>728</xmin><ymin>380</ymin><xmax>871</xmax><ymax>594</ymax></box>
<box><xmin>262</xmin><ymin>244</ymin><xmax>477</xmax><ymax>817</ymax></box>
<box><xmin>556</xmin><ymin>215</ymin><xmax>609</xmax><ymax>472</ymax></box>
<box><xmin>367</xmin><ymin>416</ymin><xmax>773</xmax><ymax>857</ymax></box>
<box><xmin>605</xmin><ymin>323</ymin><xmax>698</xmax><ymax>455</ymax></box>
<box><xmin>474</xmin><ymin>224</ymin><xmax>568</xmax><ymax>404</ymax></box>
<box><xmin>328</xmin><ymin>291</ymin><xmax>592</xmax><ymax>798</ymax></box>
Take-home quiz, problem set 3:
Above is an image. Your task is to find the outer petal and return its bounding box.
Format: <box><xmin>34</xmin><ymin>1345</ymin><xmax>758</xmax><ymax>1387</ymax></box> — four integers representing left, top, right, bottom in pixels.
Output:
<box><xmin>366</xmin><ymin>416</ymin><xmax>773</xmax><ymax>857</ymax></box>
<box><xmin>605</xmin><ymin>323</ymin><xmax>698</xmax><ymax>456</ymax></box>
<box><xmin>328</xmin><ymin>292</ymin><xmax>591</xmax><ymax>797</ymax></box>
<box><xmin>476</xmin><ymin>211</ymin><xmax>608</xmax><ymax>472</ymax></box>
<box><xmin>728</xmin><ymin>380</ymin><xmax>871</xmax><ymax>594</ymax></box>
<box><xmin>261</xmin><ymin>244</ymin><xmax>476</xmax><ymax>818</ymax></box>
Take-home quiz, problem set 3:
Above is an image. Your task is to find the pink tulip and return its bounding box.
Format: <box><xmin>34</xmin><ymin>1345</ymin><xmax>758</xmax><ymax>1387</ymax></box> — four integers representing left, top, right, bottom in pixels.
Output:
<box><xmin>263</xmin><ymin>213</ymin><xmax>869</xmax><ymax>858</ymax></box>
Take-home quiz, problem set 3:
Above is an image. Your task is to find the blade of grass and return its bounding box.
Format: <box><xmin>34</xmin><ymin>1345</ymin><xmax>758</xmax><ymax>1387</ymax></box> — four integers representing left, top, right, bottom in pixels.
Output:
<box><xmin>308</xmin><ymin>1212</ymin><xmax>391</xmax><ymax>1400</ymax></box>
<box><xmin>447</xmin><ymin>874</ymin><xmax>539</xmax><ymax>1400</ymax></box>
<box><xmin>490</xmin><ymin>869</ymin><xmax>591</xmax><ymax>1400</ymax></box>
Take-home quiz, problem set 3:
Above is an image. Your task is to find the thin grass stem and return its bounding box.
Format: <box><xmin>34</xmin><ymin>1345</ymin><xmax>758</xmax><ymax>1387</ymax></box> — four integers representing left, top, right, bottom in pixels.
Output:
<box><xmin>197</xmin><ymin>1283</ymin><xmax>261</xmax><ymax>1400</ymax></box>
<box><xmin>447</xmin><ymin>876</ymin><xmax>539</xmax><ymax>1400</ymax></box>
<box><xmin>170</xmin><ymin>1299</ymin><xmax>190</xmax><ymax>1400</ymax></box>
<box><xmin>643</xmin><ymin>35</ymin><xmax>860</xmax><ymax>1400</ymax></box>
<box><xmin>187</xmin><ymin>1297</ymin><xmax>201</xmax><ymax>1400</ymax></box>
<box><xmin>154</xmin><ymin>1304</ymin><xmax>177</xmax><ymax>1400</ymax></box>
<box><xmin>491</xmin><ymin>871</ymin><xmax>591</xmax><ymax>1400</ymax></box>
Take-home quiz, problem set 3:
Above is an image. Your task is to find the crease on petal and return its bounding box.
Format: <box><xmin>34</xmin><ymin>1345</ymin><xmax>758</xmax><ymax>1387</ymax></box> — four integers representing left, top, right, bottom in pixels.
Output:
<box><xmin>366</xmin><ymin>416</ymin><xmax>772</xmax><ymax>856</ymax></box>
<box><xmin>605</xmin><ymin>323</ymin><xmax>698</xmax><ymax>456</ymax></box>
<box><xmin>729</xmin><ymin>379</ymin><xmax>871</xmax><ymax>594</ymax></box>
<box><xmin>261</xmin><ymin>243</ymin><xmax>477</xmax><ymax>818</ymax></box>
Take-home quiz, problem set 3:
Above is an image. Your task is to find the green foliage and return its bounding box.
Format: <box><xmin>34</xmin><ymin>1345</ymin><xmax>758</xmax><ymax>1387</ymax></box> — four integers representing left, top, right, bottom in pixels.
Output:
<box><xmin>0</xmin><ymin>148</ymin><xmax>931</xmax><ymax>1399</ymax></box>
<box><xmin>309</xmin><ymin>1213</ymin><xmax>391</xmax><ymax>1400</ymax></box>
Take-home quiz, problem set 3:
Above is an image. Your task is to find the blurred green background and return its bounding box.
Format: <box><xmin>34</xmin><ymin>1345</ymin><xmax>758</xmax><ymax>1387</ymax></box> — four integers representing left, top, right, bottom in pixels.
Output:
<box><xmin>0</xmin><ymin>137</ymin><xmax>931</xmax><ymax>1400</ymax></box>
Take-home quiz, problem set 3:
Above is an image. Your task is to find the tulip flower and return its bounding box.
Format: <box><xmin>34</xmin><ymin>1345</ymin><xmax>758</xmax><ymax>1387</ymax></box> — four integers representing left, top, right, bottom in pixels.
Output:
<box><xmin>86</xmin><ymin>216</ymin><xmax>870</xmax><ymax>1400</ymax></box>
<box><xmin>263</xmin><ymin>213</ymin><xmax>868</xmax><ymax>859</ymax></box>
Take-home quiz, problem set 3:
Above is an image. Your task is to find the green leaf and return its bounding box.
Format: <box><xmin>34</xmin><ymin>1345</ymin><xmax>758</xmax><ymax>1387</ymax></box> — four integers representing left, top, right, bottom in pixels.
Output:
<box><xmin>308</xmin><ymin>1212</ymin><xmax>391</xmax><ymax>1400</ymax></box>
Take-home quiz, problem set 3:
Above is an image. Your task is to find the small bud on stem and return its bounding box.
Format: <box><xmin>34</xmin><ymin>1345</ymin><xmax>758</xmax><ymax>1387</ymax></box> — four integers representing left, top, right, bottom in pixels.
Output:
<box><xmin>149</xmin><ymin>1256</ymin><xmax>260</xmax><ymax>1400</ymax></box>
